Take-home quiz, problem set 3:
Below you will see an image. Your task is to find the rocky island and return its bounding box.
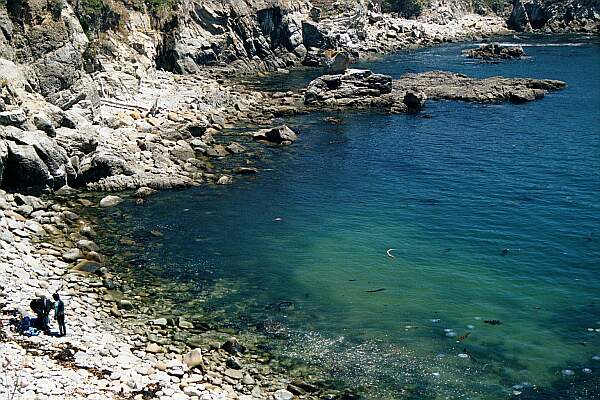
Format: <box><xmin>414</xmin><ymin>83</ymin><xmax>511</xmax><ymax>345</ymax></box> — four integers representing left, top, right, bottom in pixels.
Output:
<box><xmin>0</xmin><ymin>0</ymin><xmax>597</xmax><ymax>399</ymax></box>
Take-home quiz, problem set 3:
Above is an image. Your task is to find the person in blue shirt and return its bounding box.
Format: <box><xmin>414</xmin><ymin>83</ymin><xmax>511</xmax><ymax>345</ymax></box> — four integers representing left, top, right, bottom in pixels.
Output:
<box><xmin>52</xmin><ymin>293</ymin><xmax>66</xmax><ymax>337</ymax></box>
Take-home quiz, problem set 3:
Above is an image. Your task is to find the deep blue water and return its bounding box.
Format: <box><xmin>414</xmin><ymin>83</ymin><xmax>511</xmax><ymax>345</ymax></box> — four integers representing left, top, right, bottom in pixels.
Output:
<box><xmin>111</xmin><ymin>35</ymin><xmax>600</xmax><ymax>399</ymax></box>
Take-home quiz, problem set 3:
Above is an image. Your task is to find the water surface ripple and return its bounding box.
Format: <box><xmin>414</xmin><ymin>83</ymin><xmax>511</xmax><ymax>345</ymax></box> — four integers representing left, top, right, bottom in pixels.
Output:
<box><xmin>113</xmin><ymin>35</ymin><xmax>600</xmax><ymax>399</ymax></box>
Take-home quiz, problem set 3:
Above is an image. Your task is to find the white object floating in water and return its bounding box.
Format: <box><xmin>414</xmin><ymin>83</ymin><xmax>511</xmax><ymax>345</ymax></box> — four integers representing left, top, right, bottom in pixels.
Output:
<box><xmin>474</xmin><ymin>317</ymin><xmax>482</xmax><ymax>320</ymax></box>
<box><xmin>386</xmin><ymin>248</ymin><xmax>396</xmax><ymax>258</ymax></box>
<box><xmin>582</xmin><ymin>368</ymin><xmax>592</xmax><ymax>374</ymax></box>
<box><xmin>444</xmin><ymin>328</ymin><xmax>454</xmax><ymax>333</ymax></box>
<box><xmin>274</xmin><ymin>217</ymin><xmax>283</xmax><ymax>221</ymax></box>
<box><xmin>513</xmin><ymin>391</ymin><xmax>522</xmax><ymax>396</ymax></box>
<box><xmin>466</xmin><ymin>324</ymin><xmax>475</xmax><ymax>329</ymax></box>
<box><xmin>512</xmin><ymin>384</ymin><xmax>523</xmax><ymax>390</ymax></box>
<box><xmin>446</xmin><ymin>331</ymin><xmax>457</xmax><ymax>337</ymax></box>
<box><xmin>592</xmin><ymin>355</ymin><xmax>600</xmax><ymax>361</ymax></box>
<box><xmin>561</xmin><ymin>369</ymin><xmax>575</xmax><ymax>376</ymax></box>
<box><xmin>430</xmin><ymin>319</ymin><xmax>440</xmax><ymax>323</ymax></box>
<box><xmin>587</xmin><ymin>328</ymin><xmax>595</xmax><ymax>332</ymax></box>
<box><xmin>431</xmin><ymin>372</ymin><xmax>440</xmax><ymax>378</ymax></box>
<box><xmin>458</xmin><ymin>353</ymin><xmax>469</xmax><ymax>358</ymax></box>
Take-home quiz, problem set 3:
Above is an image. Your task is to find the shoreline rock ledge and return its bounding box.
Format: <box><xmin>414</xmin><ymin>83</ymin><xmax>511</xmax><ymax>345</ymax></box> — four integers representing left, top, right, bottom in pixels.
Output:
<box><xmin>303</xmin><ymin>69</ymin><xmax>566</xmax><ymax>113</ymax></box>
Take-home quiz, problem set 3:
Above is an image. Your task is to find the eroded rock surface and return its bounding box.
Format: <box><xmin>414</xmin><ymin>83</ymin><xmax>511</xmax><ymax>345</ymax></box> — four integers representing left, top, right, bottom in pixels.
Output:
<box><xmin>464</xmin><ymin>43</ymin><xmax>525</xmax><ymax>60</ymax></box>
<box><xmin>303</xmin><ymin>69</ymin><xmax>566</xmax><ymax>113</ymax></box>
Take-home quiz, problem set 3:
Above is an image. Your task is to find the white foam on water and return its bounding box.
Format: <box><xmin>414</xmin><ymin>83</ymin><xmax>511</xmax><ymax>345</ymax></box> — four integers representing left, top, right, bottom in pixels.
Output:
<box><xmin>493</xmin><ymin>42</ymin><xmax>587</xmax><ymax>47</ymax></box>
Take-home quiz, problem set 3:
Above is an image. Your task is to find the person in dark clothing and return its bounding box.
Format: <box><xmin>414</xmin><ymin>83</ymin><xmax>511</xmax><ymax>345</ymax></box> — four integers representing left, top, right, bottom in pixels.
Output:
<box><xmin>30</xmin><ymin>294</ymin><xmax>52</xmax><ymax>334</ymax></box>
<box><xmin>53</xmin><ymin>293</ymin><xmax>66</xmax><ymax>337</ymax></box>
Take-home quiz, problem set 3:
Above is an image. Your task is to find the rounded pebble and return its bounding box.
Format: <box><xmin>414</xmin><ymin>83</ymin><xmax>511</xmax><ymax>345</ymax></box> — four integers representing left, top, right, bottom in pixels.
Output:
<box><xmin>431</xmin><ymin>372</ymin><xmax>440</xmax><ymax>377</ymax></box>
<box><xmin>458</xmin><ymin>353</ymin><xmax>469</xmax><ymax>358</ymax></box>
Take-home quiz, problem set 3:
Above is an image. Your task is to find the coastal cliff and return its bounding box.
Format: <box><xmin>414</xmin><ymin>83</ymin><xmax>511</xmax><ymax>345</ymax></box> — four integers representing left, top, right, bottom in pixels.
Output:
<box><xmin>0</xmin><ymin>0</ymin><xmax>514</xmax><ymax>196</ymax></box>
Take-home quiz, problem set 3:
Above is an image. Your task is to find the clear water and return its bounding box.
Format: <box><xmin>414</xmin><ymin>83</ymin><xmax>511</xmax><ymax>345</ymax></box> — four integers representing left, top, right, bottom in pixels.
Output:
<box><xmin>108</xmin><ymin>35</ymin><xmax>600</xmax><ymax>398</ymax></box>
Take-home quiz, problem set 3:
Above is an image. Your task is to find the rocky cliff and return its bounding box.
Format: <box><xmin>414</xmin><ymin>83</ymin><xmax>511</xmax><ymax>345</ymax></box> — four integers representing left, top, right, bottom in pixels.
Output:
<box><xmin>0</xmin><ymin>0</ymin><xmax>592</xmax><ymax>196</ymax></box>
<box><xmin>508</xmin><ymin>0</ymin><xmax>600</xmax><ymax>32</ymax></box>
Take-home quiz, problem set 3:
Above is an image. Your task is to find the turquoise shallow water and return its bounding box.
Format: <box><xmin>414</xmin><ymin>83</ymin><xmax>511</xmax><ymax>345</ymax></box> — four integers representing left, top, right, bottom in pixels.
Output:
<box><xmin>112</xmin><ymin>35</ymin><xmax>600</xmax><ymax>398</ymax></box>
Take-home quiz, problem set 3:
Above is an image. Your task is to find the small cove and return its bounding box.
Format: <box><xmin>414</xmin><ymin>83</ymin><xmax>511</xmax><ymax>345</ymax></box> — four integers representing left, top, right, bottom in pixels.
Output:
<box><xmin>94</xmin><ymin>34</ymin><xmax>600</xmax><ymax>399</ymax></box>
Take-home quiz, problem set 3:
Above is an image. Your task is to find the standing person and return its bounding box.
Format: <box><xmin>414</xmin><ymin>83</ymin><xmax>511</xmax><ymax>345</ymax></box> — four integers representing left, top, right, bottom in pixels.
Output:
<box><xmin>53</xmin><ymin>293</ymin><xmax>66</xmax><ymax>337</ymax></box>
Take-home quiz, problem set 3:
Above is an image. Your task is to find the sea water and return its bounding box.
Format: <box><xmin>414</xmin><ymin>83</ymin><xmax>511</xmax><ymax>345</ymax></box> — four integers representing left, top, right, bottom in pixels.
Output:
<box><xmin>106</xmin><ymin>35</ymin><xmax>600</xmax><ymax>399</ymax></box>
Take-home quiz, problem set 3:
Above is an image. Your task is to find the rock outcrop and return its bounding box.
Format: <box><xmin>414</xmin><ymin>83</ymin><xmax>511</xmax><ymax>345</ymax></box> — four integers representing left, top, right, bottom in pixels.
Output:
<box><xmin>303</xmin><ymin>69</ymin><xmax>566</xmax><ymax>113</ymax></box>
<box><xmin>508</xmin><ymin>0</ymin><xmax>600</xmax><ymax>32</ymax></box>
<box><xmin>464</xmin><ymin>43</ymin><xmax>525</xmax><ymax>60</ymax></box>
<box><xmin>156</xmin><ymin>0</ymin><xmax>313</xmax><ymax>73</ymax></box>
<box><xmin>0</xmin><ymin>127</ymin><xmax>76</xmax><ymax>193</ymax></box>
<box><xmin>305</xmin><ymin>69</ymin><xmax>393</xmax><ymax>106</ymax></box>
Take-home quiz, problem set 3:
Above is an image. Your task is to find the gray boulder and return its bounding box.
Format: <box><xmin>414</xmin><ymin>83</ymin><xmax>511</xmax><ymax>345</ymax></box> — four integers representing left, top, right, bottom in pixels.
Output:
<box><xmin>252</xmin><ymin>125</ymin><xmax>298</xmax><ymax>144</ymax></box>
<box><xmin>33</xmin><ymin>43</ymin><xmax>83</xmax><ymax>102</ymax></box>
<box><xmin>304</xmin><ymin>69</ymin><xmax>393</xmax><ymax>106</ymax></box>
<box><xmin>0</xmin><ymin>109</ymin><xmax>26</xmax><ymax>128</ymax></box>
<box><xmin>327</xmin><ymin>52</ymin><xmax>351</xmax><ymax>74</ymax></box>
<box><xmin>3</xmin><ymin>142</ymin><xmax>53</xmax><ymax>192</ymax></box>
<box><xmin>99</xmin><ymin>195</ymin><xmax>123</xmax><ymax>208</ymax></box>
<box><xmin>74</xmin><ymin>152</ymin><xmax>132</xmax><ymax>187</ymax></box>
<box><xmin>1</xmin><ymin>127</ymin><xmax>75</xmax><ymax>193</ymax></box>
<box><xmin>33</xmin><ymin>112</ymin><xmax>56</xmax><ymax>137</ymax></box>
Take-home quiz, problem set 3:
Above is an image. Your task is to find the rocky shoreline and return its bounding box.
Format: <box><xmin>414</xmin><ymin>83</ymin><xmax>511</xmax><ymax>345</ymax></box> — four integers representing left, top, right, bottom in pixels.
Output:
<box><xmin>1</xmin><ymin>190</ymin><xmax>344</xmax><ymax>400</ymax></box>
<box><xmin>0</xmin><ymin>0</ymin><xmax>591</xmax><ymax>399</ymax></box>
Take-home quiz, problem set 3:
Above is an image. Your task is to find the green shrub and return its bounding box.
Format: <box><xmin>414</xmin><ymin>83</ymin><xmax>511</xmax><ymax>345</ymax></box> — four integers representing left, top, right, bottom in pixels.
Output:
<box><xmin>47</xmin><ymin>0</ymin><xmax>65</xmax><ymax>19</ymax></box>
<box><xmin>73</xmin><ymin>0</ymin><xmax>123</xmax><ymax>36</ymax></box>
<box><xmin>381</xmin><ymin>0</ymin><xmax>428</xmax><ymax>17</ymax></box>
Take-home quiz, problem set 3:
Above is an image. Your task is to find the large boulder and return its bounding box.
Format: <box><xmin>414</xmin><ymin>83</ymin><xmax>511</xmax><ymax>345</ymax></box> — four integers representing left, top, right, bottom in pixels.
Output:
<box><xmin>74</xmin><ymin>152</ymin><xmax>132</xmax><ymax>187</ymax></box>
<box><xmin>0</xmin><ymin>109</ymin><xmax>27</xmax><ymax>128</ymax></box>
<box><xmin>304</xmin><ymin>69</ymin><xmax>393</xmax><ymax>106</ymax></box>
<box><xmin>327</xmin><ymin>52</ymin><xmax>350</xmax><ymax>74</ymax></box>
<box><xmin>1</xmin><ymin>129</ymin><xmax>75</xmax><ymax>192</ymax></box>
<box><xmin>252</xmin><ymin>125</ymin><xmax>298</xmax><ymax>144</ymax></box>
<box><xmin>3</xmin><ymin>141</ymin><xmax>53</xmax><ymax>192</ymax></box>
